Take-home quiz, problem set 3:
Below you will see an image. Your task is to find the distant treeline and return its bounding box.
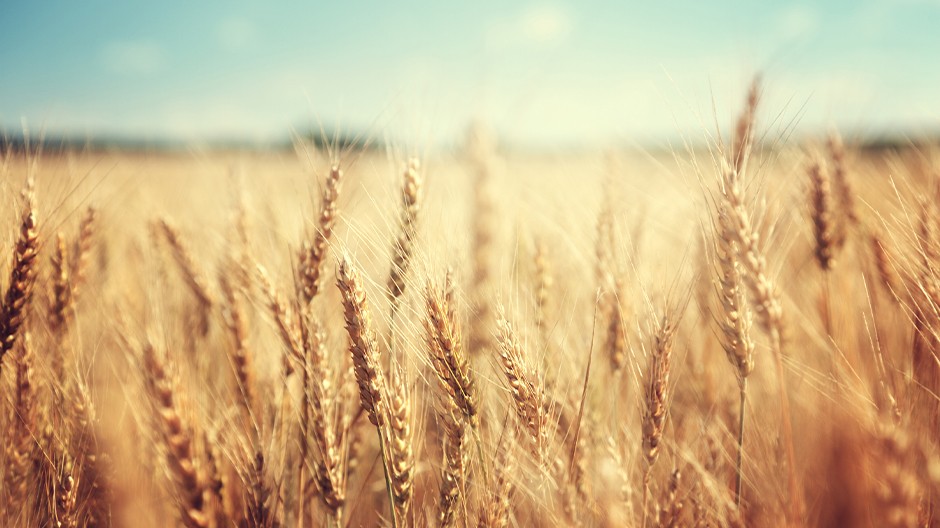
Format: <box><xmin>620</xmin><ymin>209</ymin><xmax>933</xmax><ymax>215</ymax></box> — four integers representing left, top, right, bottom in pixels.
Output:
<box><xmin>0</xmin><ymin>129</ymin><xmax>936</xmax><ymax>154</ymax></box>
<box><xmin>0</xmin><ymin>129</ymin><xmax>379</xmax><ymax>154</ymax></box>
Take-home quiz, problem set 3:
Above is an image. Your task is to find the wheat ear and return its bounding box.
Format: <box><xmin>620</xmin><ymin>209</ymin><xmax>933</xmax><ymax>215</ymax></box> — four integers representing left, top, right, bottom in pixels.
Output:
<box><xmin>641</xmin><ymin>315</ymin><xmax>677</xmax><ymax>528</ymax></box>
<box><xmin>0</xmin><ymin>185</ymin><xmax>39</xmax><ymax>371</ymax></box>
<box><xmin>425</xmin><ymin>273</ymin><xmax>478</xmax><ymax>425</ymax></box>
<box><xmin>298</xmin><ymin>165</ymin><xmax>343</xmax><ymax>303</ymax></box>
<box><xmin>69</xmin><ymin>205</ymin><xmax>97</xmax><ymax>297</ymax></box>
<box><xmin>141</xmin><ymin>343</ymin><xmax>210</xmax><ymax>528</ymax></box>
<box><xmin>49</xmin><ymin>232</ymin><xmax>73</xmax><ymax>337</ymax></box>
<box><xmin>157</xmin><ymin>219</ymin><xmax>214</xmax><ymax>335</ymax></box>
<box><xmin>715</xmin><ymin>201</ymin><xmax>755</xmax><ymax>506</ymax></box>
<box><xmin>388</xmin><ymin>158</ymin><xmax>423</xmax><ymax>305</ymax></box>
<box><xmin>495</xmin><ymin>307</ymin><xmax>547</xmax><ymax>462</ymax></box>
<box><xmin>335</xmin><ymin>255</ymin><xmax>397</xmax><ymax>527</ymax></box>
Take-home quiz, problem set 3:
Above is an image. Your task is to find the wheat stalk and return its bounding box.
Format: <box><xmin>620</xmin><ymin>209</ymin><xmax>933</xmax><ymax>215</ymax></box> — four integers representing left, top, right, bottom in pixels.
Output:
<box><xmin>533</xmin><ymin>240</ymin><xmax>553</xmax><ymax>337</ymax></box>
<box><xmin>69</xmin><ymin>205</ymin><xmax>97</xmax><ymax>297</ymax></box>
<box><xmin>300</xmin><ymin>315</ymin><xmax>346</xmax><ymax>521</ymax></box>
<box><xmin>335</xmin><ymin>255</ymin><xmax>398</xmax><ymax>527</ymax></box>
<box><xmin>388</xmin><ymin>364</ymin><xmax>414</xmax><ymax>524</ymax></box>
<box><xmin>157</xmin><ymin>219</ymin><xmax>214</xmax><ymax>335</ymax></box>
<box><xmin>871</xmin><ymin>233</ymin><xmax>901</xmax><ymax>302</ymax></box>
<box><xmin>388</xmin><ymin>158</ymin><xmax>423</xmax><ymax>305</ymax></box>
<box><xmin>437</xmin><ymin>402</ymin><xmax>469</xmax><ymax>528</ymax></box>
<box><xmin>298</xmin><ymin>165</ymin><xmax>343</xmax><ymax>303</ymax></box>
<box><xmin>720</xmin><ymin>94</ymin><xmax>801</xmax><ymax>520</ymax></box>
<box><xmin>0</xmin><ymin>185</ymin><xmax>39</xmax><ymax>370</ymax></box>
<box><xmin>641</xmin><ymin>315</ymin><xmax>677</xmax><ymax>527</ymax></box>
<box><xmin>425</xmin><ymin>273</ymin><xmax>478</xmax><ymax>425</ymax></box>
<box><xmin>715</xmin><ymin>200</ymin><xmax>755</xmax><ymax>507</ymax></box>
<box><xmin>141</xmin><ymin>343</ymin><xmax>210</xmax><ymax>528</ymax></box>
<box><xmin>495</xmin><ymin>307</ymin><xmax>547</xmax><ymax>462</ymax></box>
<box><xmin>336</xmin><ymin>256</ymin><xmax>388</xmax><ymax>428</ymax></box>
<box><xmin>478</xmin><ymin>431</ymin><xmax>514</xmax><ymax>527</ymax></box>
<box><xmin>468</xmin><ymin>143</ymin><xmax>495</xmax><ymax>356</ymax></box>
<box><xmin>256</xmin><ymin>264</ymin><xmax>304</xmax><ymax>377</ymax></box>
<box><xmin>808</xmin><ymin>159</ymin><xmax>836</xmax><ymax>272</ymax></box>
<box><xmin>827</xmin><ymin>131</ymin><xmax>859</xmax><ymax>229</ymax></box>
<box><xmin>605</xmin><ymin>277</ymin><xmax>629</xmax><ymax>373</ymax></box>
<box><xmin>219</xmin><ymin>269</ymin><xmax>256</xmax><ymax>419</ymax></box>
<box><xmin>731</xmin><ymin>76</ymin><xmax>760</xmax><ymax>175</ymax></box>
<box><xmin>3</xmin><ymin>337</ymin><xmax>35</xmax><ymax>517</ymax></box>
<box><xmin>49</xmin><ymin>232</ymin><xmax>73</xmax><ymax>337</ymax></box>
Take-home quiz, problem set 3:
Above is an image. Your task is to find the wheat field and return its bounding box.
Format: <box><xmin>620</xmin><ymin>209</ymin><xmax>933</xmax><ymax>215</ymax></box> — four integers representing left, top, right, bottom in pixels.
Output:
<box><xmin>0</xmin><ymin>82</ymin><xmax>938</xmax><ymax>527</ymax></box>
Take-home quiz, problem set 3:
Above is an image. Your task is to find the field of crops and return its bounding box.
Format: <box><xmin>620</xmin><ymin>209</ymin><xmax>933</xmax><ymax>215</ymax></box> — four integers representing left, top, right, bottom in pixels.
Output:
<box><xmin>0</xmin><ymin>83</ymin><xmax>938</xmax><ymax>527</ymax></box>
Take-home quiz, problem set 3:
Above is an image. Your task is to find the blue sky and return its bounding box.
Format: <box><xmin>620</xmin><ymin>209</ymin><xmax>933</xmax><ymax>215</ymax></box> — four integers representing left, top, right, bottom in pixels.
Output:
<box><xmin>1</xmin><ymin>1</ymin><xmax>938</xmax><ymax>146</ymax></box>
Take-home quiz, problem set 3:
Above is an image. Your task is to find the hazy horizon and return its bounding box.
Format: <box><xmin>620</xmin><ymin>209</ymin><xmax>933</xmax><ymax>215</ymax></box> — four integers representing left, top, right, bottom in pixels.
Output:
<box><xmin>2</xmin><ymin>1</ymin><xmax>939</xmax><ymax>147</ymax></box>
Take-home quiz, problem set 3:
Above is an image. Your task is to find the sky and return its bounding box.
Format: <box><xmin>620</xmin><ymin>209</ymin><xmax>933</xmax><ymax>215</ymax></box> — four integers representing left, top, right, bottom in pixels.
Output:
<box><xmin>1</xmin><ymin>1</ymin><xmax>939</xmax><ymax>147</ymax></box>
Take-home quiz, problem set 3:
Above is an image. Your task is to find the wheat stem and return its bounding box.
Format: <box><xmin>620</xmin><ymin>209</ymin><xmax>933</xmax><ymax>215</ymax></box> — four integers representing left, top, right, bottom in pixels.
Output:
<box><xmin>376</xmin><ymin>425</ymin><xmax>398</xmax><ymax>528</ymax></box>
<box><xmin>735</xmin><ymin>378</ymin><xmax>747</xmax><ymax>508</ymax></box>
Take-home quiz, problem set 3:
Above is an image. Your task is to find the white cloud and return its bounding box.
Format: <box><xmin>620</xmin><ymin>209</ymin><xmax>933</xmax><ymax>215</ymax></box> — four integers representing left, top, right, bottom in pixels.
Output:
<box><xmin>520</xmin><ymin>5</ymin><xmax>572</xmax><ymax>44</ymax></box>
<box><xmin>776</xmin><ymin>5</ymin><xmax>820</xmax><ymax>41</ymax></box>
<box><xmin>216</xmin><ymin>16</ymin><xmax>258</xmax><ymax>51</ymax></box>
<box><xmin>100</xmin><ymin>40</ymin><xmax>167</xmax><ymax>76</ymax></box>
<box><xmin>884</xmin><ymin>0</ymin><xmax>940</xmax><ymax>7</ymax></box>
<box><xmin>486</xmin><ymin>4</ymin><xmax>573</xmax><ymax>51</ymax></box>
